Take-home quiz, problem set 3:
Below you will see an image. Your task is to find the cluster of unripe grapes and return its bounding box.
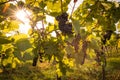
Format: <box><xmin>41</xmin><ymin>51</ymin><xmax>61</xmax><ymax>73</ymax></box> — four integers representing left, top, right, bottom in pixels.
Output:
<box><xmin>56</xmin><ymin>12</ymin><xmax>73</xmax><ymax>35</ymax></box>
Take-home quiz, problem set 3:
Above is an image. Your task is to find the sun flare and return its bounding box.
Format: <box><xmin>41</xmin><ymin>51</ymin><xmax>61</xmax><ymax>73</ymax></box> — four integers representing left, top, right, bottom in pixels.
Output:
<box><xmin>15</xmin><ymin>9</ymin><xmax>31</xmax><ymax>23</ymax></box>
<box><xmin>14</xmin><ymin>0</ymin><xmax>82</xmax><ymax>35</ymax></box>
<box><xmin>15</xmin><ymin>9</ymin><xmax>32</xmax><ymax>34</ymax></box>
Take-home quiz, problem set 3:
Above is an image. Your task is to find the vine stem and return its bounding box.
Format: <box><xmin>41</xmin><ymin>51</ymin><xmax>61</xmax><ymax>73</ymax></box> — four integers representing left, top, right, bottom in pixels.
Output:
<box><xmin>60</xmin><ymin>0</ymin><xmax>63</xmax><ymax>13</ymax></box>
<box><xmin>0</xmin><ymin>0</ymin><xmax>11</xmax><ymax>5</ymax></box>
<box><xmin>101</xmin><ymin>47</ymin><xmax>107</xmax><ymax>80</ymax></box>
<box><xmin>70</xmin><ymin>1</ymin><xmax>77</xmax><ymax>18</ymax></box>
<box><xmin>81</xmin><ymin>40</ymin><xmax>87</xmax><ymax>65</ymax></box>
<box><xmin>42</xmin><ymin>19</ymin><xmax>44</xmax><ymax>30</ymax></box>
<box><xmin>41</xmin><ymin>0</ymin><xmax>45</xmax><ymax>30</ymax></box>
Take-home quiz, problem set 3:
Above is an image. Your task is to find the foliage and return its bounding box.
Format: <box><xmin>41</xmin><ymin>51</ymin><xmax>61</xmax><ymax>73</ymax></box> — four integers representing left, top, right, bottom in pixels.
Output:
<box><xmin>0</xmin><ymin>0</ymin><xmax>120</xmax><ymax>80</ymax></box>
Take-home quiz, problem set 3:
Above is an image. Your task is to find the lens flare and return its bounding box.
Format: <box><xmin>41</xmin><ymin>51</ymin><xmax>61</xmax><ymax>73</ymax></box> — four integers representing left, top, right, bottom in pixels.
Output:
<box><xmin>15</xmin><ymin>9</ymin><xmax>31</xmax><ymax>23</ymax></box>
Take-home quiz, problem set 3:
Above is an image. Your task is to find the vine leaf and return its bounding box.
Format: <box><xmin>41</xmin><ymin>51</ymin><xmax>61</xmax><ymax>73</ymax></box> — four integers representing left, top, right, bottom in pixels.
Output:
<box><xmin>0</xmin><ymin>36</ymin><xmax>12</xmax><ymax>44</ymax></box>
<box><xmin>72</xmin><ymin>19</ymin><xmax>81</xmax><ymax>34</ymax></box>
<box><xmin>3</xmin><ymin>3</ymin><xmax>8</xmax><ymax>12</ymax></box>
<box><xmin>15</xmin><ymin>38</ymin><xmax>32</xmax><ymax>51</ymax></box>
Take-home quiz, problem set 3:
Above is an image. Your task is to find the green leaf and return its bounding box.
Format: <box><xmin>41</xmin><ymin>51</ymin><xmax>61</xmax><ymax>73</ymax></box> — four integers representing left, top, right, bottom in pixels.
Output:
<box><xmin>15</xmin><ymin>38</ymin><xmax>32</xmax><ymax>51</ymax></box>
<box><xmin>12</xmin><ymin>61</ymin><xmax>16</xmax><ymax>68</ymax></box>
<box><xmin>2</xmin><ymin>57</ymin><xmax>13</xmax><ymax>66</ymax></box>
<box><xmin>0</xmin><ymin>36</ymin><xmax>12</xmax><ymax>44</ymax></box>
<box><xmin>43</xmin><ymin>40</ymin><xmax>58</xmax><ymax>55</ymax></box>
<box><xmin>48</xmin><ymin>12</ymin><xmax>60</xmax><ymax>17</ymax></box>
<box><xmin>13</xmin><ymin>50</ymin><xmax>22</xmax><ymax>61</ymax></box>
<box><xmin>117</xmin><ymin>40</ymin><xmax>120</xmax><ymax>48</ymax></box>
<box><xmin>87</xmin><ymin>48</ymin><xmax>96</xmax><ymax>59</ymax></box>
<box><xmin>46</xmin><ymin>25</ymin><xmax>55</xmax><ymax>32</ymax></box>
<box><xmin>74</xmin><ymin>51</ymin><xmax>84</xmax><ymax>65</ymax></box>
<box><xmin>22</xmin><ymin>51</ymin><xmax>34</xmax><ymax>61</ymax></box>
<box><xmin>8</xmin><ymin>20</ymin><xmax>19</xmax><ymax>30</ymax></box>
<box><xmin>87</xmin><ymin>34</ymin><xmax>100</xmax><ymax>50</ymax></box>
<box><xmin>72</xmin><ymin>19</ymin><xmax>81</xmax><ymax>34</ymax></box>
<box><xmin>13</xmin><ymin>34</ymin><xmax>28</xmax><ymax>42</ymax></box>
<box><xmin>65</xmin><ymin>45</ymin><xmax>75</xmax><ymax>57</ymax></box>
<box><xmin>101</xmin><ymin>2</ymin><xmax>113</xmax><ymax>10</ymax></box>
<box><xmin>116</xmin><ymin>20</ymin><xmax>120</xmax><ymax>31</ymax></box>
<box><xmin>39</xmin><ymin>1</ymin><xmax>46</xmax><ymax>8</ymax></box>
<box><xmin>59</xmin><ymin>61</ymin><xmax>67</xmax><ymax>75</ymax></box>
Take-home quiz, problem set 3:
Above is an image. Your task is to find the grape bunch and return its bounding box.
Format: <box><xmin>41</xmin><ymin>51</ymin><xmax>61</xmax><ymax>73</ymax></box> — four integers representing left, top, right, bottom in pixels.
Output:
<box><xmin>56</xmin><ymin>12</ymin><xmax>73</xmax><ymax>35</ymax></box>
<box><xmin>102</xmin><ymin>30</ymin><xmax>113</xmax><ymax>44</ymax></box>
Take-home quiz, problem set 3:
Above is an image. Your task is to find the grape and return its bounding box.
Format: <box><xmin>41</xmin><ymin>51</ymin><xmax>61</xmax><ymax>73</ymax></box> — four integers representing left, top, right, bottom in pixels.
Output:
<box><xmin>103</xmin><ymin>30</ymin><xmax>112</xmax><ymax>40</ymax></box>
<box><xmin>56</xmin><ymin>12</ymin><xmax>68</xmax><ymax>22</ymax></box>
<box><xmin>56</xmin><ymin>12</ymin><xmax>73</xmax><ymax>35</ymax></box>
<box><xmin>32</xmin><ymin>56</ymin><xmax>38</xmax><ymax>66</ymax></box>
<box><xmin>59</xmin><ymin>22</ymin><xmax>72</xmax><ymax>34</ymax></box>
<box><xmin>102</xmin><ymin>30</ymin><xmax>113</xmax><ymax>44</ymax></box>
<box><xmin>39</xmin><ymin>52</ymin><xmax>43</xmax><ymax>63</ymax></box>
<box><xmin>116</xmin><ymin>34</ymin><xmax>120</xmax><ymax>39</ymax></box>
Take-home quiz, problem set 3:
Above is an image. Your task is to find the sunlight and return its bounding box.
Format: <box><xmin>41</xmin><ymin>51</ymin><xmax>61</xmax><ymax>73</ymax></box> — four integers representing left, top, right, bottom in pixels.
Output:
<box><xmin>15</xmin><ymin>9</ymin><xmax>31</xmax><ymax>23</ymax></box>
<box><xmin>15</xmin><ymin>9</ymin><xmax>32</xmax><ymax>34</ymax></box>
<box><xmin>46</xmin><ymin>15</ymin><xmax>55</xmax><ymax>24</ymax></box>
<box><xmin>50</xmin><ymin>31</ymin><xmax>56</xmax><ymax>37</ymax></box>
<box><xmin>8</xmin><ymin>0</ymin><xmax>25</xmax><ymax>5</ymax></box>
<box><xmin>19</xmin><ymin>23</ymin><xmax>31</xmax><ymax>34</ymax></box>
<box><xmin>14</xmin><ymin>0</ymin><xmax>82</xmax><ymax>35</ymax></box>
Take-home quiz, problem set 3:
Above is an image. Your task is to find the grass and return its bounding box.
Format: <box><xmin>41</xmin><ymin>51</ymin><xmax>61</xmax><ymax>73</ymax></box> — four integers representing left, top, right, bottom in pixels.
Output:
<box><xmin>0</xmin><ymin>62</ymin><xmax>56</xmax><ymax>80</ymax></box>
<box><xmin>1</xmin><ymin>57</ymin><xmax>120</xmax><ymax>80</ymax></box>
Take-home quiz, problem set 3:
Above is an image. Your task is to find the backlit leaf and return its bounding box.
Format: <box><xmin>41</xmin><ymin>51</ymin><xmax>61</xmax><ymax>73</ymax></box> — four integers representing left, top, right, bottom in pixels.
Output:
<box><xmin>15</xmin><ymin>38</ymin><xmax>32</xmax><ymax>51</ymax></box>
<box><xmin>0</xmin><ymin>36</ymin><xmax>12</xmax><ymax>44</ymax></box>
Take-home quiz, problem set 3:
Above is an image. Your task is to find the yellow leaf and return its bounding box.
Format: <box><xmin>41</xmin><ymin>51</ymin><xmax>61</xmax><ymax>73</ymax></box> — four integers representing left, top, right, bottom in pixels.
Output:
<box><xmin>12</xmin><ymin>62</ymin><xmax>16</xmax><ymax>68</ymax></box>
<box><xmin>118</xmin><ymin>40</ymin><xmax>120</xmax><ymax>48</ymax></box>
<box><xmin>3</xmin><ymin>3</ymin><xmax>10</xmax><ymax>13</ymax></box>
